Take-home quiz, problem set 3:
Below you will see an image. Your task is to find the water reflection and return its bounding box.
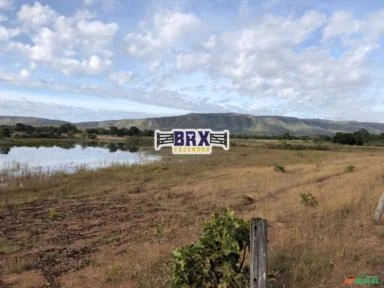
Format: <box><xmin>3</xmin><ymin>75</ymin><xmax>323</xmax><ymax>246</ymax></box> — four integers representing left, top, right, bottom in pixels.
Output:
<box><xmin>0</xmin><ymin>142</ymin><xmax>159</xmax><ymax>174</ymax></box>
<box><xmin>0</xmin><ymin>147</ymin><xmax>10</xmax><ymax>155</ymax></box>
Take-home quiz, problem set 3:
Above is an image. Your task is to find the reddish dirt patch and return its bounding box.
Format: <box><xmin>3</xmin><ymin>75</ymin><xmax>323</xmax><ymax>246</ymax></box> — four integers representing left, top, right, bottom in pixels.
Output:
<box><xmin>0</xmin><ymin>193</ymin><xmax>165</xmax><ymax>287</ymax></box>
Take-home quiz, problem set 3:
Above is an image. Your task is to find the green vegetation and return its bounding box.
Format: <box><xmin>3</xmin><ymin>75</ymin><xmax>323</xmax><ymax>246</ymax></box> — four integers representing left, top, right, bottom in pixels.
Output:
<box><xmin>0</xmin><ymin>123</ymin><xmax>78</xmax><ymax>139</ymax></box>
<box><xmin>86</xmin><ymin>126</ymin><xmax>154</xmax><ymax>137</ymax></box>
<box><xmin>3</xmin><ymin>122</ymin><xmax>384</xmax><ymax>149</ymax></box>
<box><xmin>232</xmin><ymin>132</ymin><xmax>310</xmax><ymax>141</ymax></box>
<box><xmin>267</xmin><ymin>142</ymin><xmax>331</xmax><ymax>151</ymax></box>
<box><xmin>299</xmin><ymin>193</ymin><xmax>319</xmax><ymax>208</ymax></box>
<box><xmin>345</xmin><ymin>165</ymin><xmax>355</xmax><ymax>173</ymax></box>
<box><xmin>0</xmin><ymin>237</ymin><xmax>20</xmax><ymax>254</ymax></box>
<box><xmin>333</xmin><ymin>129</ymin><xmax>384</xmax><ymax>146</ymax></box>
<box><xmin>48</xmin><ymin>209</ymin><xmax>61</xmax><ymax>221</ymax></box>
<box><xmin>0</xmin><ymin>123</ymin><xmax>154</xmax><ymax>139</ymax></box>
<box><xmin>274</xmin><ymin>163</ymin><xmax>286</xmax><ymax>173</ymax></box>
<box><xmin>0</xmin><ymin>126</ymin><xmax>11</xmax><ymax>137</ymax></box>
<box><xmin>170</xmin><ymin>210</ymin><xmax>249</xmax><ymax>288</ymax></box>
<box><xmin>234</xmin><ymin>128</ymin><xmax>384</xmax><ymax>147</ymax></box>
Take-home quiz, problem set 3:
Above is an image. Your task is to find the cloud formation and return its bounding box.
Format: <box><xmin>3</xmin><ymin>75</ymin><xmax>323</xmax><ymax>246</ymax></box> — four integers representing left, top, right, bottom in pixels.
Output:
<box><xmin>5</xmin><ymin>2</ymin><xmax>118</xmax><ymax>75</ymax></box>
<box><xmin>0</xmin><ymin>1</ymin><xmax>384</xmax><ymax>122</ymax></box>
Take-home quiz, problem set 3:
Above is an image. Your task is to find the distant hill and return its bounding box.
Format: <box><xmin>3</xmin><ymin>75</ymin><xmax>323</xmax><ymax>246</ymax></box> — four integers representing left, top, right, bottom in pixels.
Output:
<box><xmin>76</xmin><ymin>113</ymin><xmax>384</xmax><ymax>136</ymax></box>
<box><xmin>0</xmin><ymin>116</ymin><xmax>68</xmax><ymax>127</ymax></box>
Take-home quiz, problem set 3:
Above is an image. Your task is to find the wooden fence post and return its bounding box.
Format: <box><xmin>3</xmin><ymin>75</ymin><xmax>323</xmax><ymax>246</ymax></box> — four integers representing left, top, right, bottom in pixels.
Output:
<box><xmin>374</xmin><ymin>192</ymin><xmax>384</xmax><ymax>224</ymax></box>
<box><xmin>250</xmin><ymin>218</ymin><xmax>268</xmax><ymax>288</ymax></box>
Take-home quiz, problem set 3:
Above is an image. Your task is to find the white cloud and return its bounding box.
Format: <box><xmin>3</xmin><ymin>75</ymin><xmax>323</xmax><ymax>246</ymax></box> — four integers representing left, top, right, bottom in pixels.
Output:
<box><xmin>56</xmin><ymin>55</ymin><xmax>112</xmax><ymax>75</ymax></box>
<box><xmin>0</xmin><ymin>89</ymin><xmax>191</xmax><ymax>122</ymax></box>
<box><xmin>323</xmin><ymin>10</ymin><xmax>384</xmax><ymax>44</ymax></box>
<box><xmin>322</xmin><ymin>11</ymin><xmax>361</xmax><ymax>41</ymax></box>
<box><xmin>202</xmin><ymin>34</ymin><xmax>217</xmax><ymax>49</ymax></box>
<box><xmin>19</xmin><ymin>69</ymin><xmax>30</xmax><ymax>78</ymax></box>
<box><xmin>365</xmin><ymin>10</ymin><xmax>384</xmax><ymax>41</ymax></box>
<box><xmin>0</xmin><ymin>67</ymin><xmax>32</xmax><ymax>82</ymax></box>
<box><xmin>83</xmin><ymin>0</ymin><xmax>120</xmax><ymax>12</ymax></box>
<box><xmin>176</xmin><ymin>52</ymin><xmax>210</xmax><ymax>72</ymax></box>
<box><xmin>8</xmin><ymin>2</ymin><xmax>118</xmax><ymax>75</ymax></box>
<box><xmin>17</xmin><ymin>2</ymin><xmax>57</xmax><ymax>28</ymax></box>
<box><xmin>226</xmin><ymin>11</ymin><xmax>326</xmax><ymax>52</ymax></box>
<box><xmin>0</xmin><ymin>24</ymin><xmax>19</xmax><ymax>41</ymax></box>
<box><xmin>1</xmin><ymin>2</ymin><xmax>384</xmax><ymax>122</ymax></box>
<box><xmin>0</xmin><ymin>0</ymin><xmax>12</xmax><ymax>10</ymax></box>
<box><xmin>109</xmin><ymin>71</ymin><xmax>136</xmax><ymax>86</ymax></box>
<box><xmin>239</xmin><ymin>0</ymin><xmax>250</xmax><ymax>17</ymax></box>
<box><xmin>166</xmin><ymin>9</ymin><xmax>384</xmax><ymax>117</ymax></box>
<box><xmin>125</xmin><ymin>10</ymin><xmax>201</xmax><ymax>61</ymax></box>
<box><xmin>155</xmin><ymin>10</ymin><xmax>201</xmax><ymax>44</ymax></box>
<box><xmin>84</xmin><ymin>0</ymin><xmax>94</xmax><ymax>6</ymax></box>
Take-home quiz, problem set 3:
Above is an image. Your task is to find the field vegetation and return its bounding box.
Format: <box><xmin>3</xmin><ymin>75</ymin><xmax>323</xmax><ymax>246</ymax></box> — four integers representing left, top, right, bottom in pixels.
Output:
<box><xmin>0</xmin><ymin>139</ymin><xmax>383</xmax><ymax>287</ymax></box>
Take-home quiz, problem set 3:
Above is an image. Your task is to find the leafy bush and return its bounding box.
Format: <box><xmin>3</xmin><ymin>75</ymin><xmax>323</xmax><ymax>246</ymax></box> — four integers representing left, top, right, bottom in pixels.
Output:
<box><xmin>170</xmin><ymin>209</ymin><xmax>249</xmax><ymax>288</ymax></box>
<box><xmin>345</xmin><ymin>165</ymin><xmax>355</xmax><ymax>173</ymax></box>
<box><xmin>274</xmin><ymin>164</ymin><xmax>286</xmax><ymax>173</ymax></box>
<box><xmin>299</xmin><ymin>193</ymin><xmax>318</xmax><ymax>208</ymax></box>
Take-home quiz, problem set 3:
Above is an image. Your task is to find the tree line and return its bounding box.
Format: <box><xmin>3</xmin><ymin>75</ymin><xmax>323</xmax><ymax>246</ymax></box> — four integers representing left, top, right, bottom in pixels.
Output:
<box><xmin>85</xmin><ymin>126</ymin><xmax>154</xmax><ymax>137</ymax></box>
<box><xmin>233</xmin><ymin>129</ymin><xmax>384</xmax><ymax>146</ymax></box>
<box><xmin>1</xmin><ymin>124</ymin><xmax>383</xmax><ymax>146</ymax></box>
<box><xmin>332</xmin><ymin>129</ymin><xmax>384</xmax><ymax>145</ymax></box>
<box><xmin>0</xmin><ymin>123</ymin><xmax>154</xmax><ymax>138</ymax></box>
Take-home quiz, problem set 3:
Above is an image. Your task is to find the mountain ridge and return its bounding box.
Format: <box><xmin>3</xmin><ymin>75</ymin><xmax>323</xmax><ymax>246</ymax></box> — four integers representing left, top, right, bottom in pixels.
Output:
<box><xmin>0</xmin><ymin>116</ymin><xmax>68</xmax><ymax>127</ymax></box>
<box><xmin>1</xmin><ymin>113</ymin><xmax>384</xmax><ymax>136</ymax></box>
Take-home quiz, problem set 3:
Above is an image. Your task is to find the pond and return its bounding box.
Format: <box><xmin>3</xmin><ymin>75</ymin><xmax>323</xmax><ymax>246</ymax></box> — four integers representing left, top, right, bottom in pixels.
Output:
<box><xmin>0</xmin><ymin>142</ymin><xmax>160</xmax><ymax>174</ymax></box>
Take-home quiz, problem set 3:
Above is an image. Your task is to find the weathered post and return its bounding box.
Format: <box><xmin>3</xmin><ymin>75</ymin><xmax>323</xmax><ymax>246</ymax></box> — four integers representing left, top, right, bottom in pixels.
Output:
<box><xmin>374</xmin><ymin>192</ymin><xmax>384</xmax><ymax>224</ymax></box>
<box><xmin>250</xmin><ymin>218</ymin><xmax>268</xmax><ymax>288</ymax></box>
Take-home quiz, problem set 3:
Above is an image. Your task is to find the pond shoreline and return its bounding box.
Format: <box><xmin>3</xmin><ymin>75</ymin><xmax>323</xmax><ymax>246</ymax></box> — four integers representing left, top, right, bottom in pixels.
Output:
<box><xmin>0</xmin><ymin>141</ymin><xmax>160</xmax><ymax>175</ymax></box>
<box><xmin>0</xmin><ymin>136</ymin><xmax>154</xmax><ymax>147</ymax></box>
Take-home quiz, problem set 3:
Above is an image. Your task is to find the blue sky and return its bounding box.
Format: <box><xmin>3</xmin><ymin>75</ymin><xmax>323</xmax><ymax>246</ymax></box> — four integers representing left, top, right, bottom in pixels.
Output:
<box><xmin>0</xmin><ymin>0</ymin><xmax>384</xmax><ymax>122</ymax></box>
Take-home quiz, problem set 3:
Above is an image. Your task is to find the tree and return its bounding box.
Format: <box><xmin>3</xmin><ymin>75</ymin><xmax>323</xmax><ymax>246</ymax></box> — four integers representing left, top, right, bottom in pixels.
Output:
<box><xmin>0</xmin><ymin>127</ymin><xmax>11</xmax><ymax>137</ymax></box>
<box><xmin>109</xmin><ymin>126</ymin><xmax>118</xmax><ymax>136</ymax></box>
<box><xmin>333</xmin><ymin>130</ymin><xmax>370</xmax><ymax>145</ymax></box>
<box><xmin>143</xmin><ymin>129</ymin><xmax>154</xmax><ymax>137</ymax></box>
<box><xmin>128</xmin><ymin>126</ymin><xmax>140</xmax><ymax>136</ymax></box>
<box><xmin>15</xmin><ymin>123</ymin><xmax>34</xmax><ymax>133</ymax></box>
<box><xmin>353</xmin><ymin>131</ymin><xmax>364</xmax><ymax>146</ymax></box>
<box><xmin>282</xmin><ymin>132</ymin><xmax>293</xmax><ymax>140</ymax></box>
<box><xmin>117</xmin><ymin>128</ymin><xmax>128</xmax><ymax>137</ymax></box>
<box><xmin>333</xmin><ymin>132</ymin><xmax>356</xmax><ymax>145</ymax></box>
<box><xmin>353</xmin><ymin>129</ymin><xmax>370</xmax><ymax>145</ymax></box>
<box><xmin>59</xmin><ymin>123</ymin><xmax>78</xmax><ymax>134</ymax></box>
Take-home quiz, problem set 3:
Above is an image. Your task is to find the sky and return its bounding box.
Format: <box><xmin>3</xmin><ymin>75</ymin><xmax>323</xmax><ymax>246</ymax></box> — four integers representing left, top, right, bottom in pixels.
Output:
<box><xmin>0</xmin><ymin>0</ymin><xmax>384</xmax><ymax>122</ymax></box>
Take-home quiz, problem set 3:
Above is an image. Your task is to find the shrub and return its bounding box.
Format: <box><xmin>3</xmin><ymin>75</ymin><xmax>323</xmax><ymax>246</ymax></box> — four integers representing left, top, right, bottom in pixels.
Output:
<box><xmin>345</xmin><ymin>165</ymin><xmax>355</xmax><ymax>173</ymax></box>
<box><xmin>299</xmin><ymin>193</ymin><xmax>318</xmax><ymax>208</ymax></box>
<box><xmin>47</xmin><ymin>209</ymin><xmax>61</xmax><ymax>221</ymax></box>
<box><xmin>170</xmin><ymin>209</ymin><xmax>249</xmax><ymax>288</ymax></box>
<box><xmin>274</xmin><ymin>164</ymin><xmax>286</xmax><ymax>173</ymax></box>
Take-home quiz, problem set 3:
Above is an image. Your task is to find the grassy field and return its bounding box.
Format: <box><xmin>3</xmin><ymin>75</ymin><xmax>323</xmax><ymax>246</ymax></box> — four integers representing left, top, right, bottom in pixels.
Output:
<box><xmin>0</xmin><ymin>140</ymin><xmax>383</xmax><ymax>287</ymax></box>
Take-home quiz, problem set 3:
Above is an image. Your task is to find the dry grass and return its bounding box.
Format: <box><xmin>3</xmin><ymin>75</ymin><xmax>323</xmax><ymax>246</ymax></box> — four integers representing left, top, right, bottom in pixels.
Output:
<box><xmin>0</xmin><ymin>140</ymin><xmax>383</xmax><ymax>287</ymax></box>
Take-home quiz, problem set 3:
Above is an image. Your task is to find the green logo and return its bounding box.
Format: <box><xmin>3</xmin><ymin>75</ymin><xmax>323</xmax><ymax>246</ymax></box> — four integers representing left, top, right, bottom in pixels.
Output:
<box><xmin>344</xmin><ymin>275</ymin><xmax>382</xmax><ymax>286</ymax></box>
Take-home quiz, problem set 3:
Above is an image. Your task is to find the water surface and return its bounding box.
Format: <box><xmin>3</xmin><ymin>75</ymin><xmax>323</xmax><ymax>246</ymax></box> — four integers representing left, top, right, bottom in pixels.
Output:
<box><xmin>0</xmin><ymin>143</ymin><xmax>160</xmax><ymax>174</ymax></box>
